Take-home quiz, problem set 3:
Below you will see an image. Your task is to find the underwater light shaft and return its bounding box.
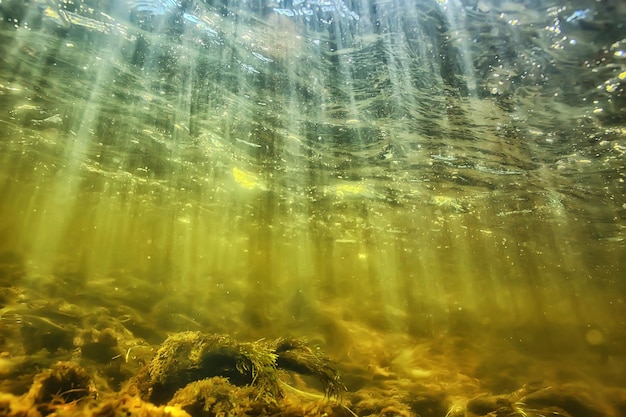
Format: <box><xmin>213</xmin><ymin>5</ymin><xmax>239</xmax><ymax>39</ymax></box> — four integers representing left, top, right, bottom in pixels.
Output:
<box><xmin>0</xmin><ymin>0</ymin><xmax>624</xmax><ymax>349</ymax></box>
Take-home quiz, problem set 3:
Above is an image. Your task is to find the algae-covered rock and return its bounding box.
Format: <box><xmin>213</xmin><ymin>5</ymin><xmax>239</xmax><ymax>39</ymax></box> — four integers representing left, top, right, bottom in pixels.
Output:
<box><xmin>128</xmin><ymin>331</ymin><xmax>346</xmax><ymax>406</ymax></box>
<box><xmin>89</xmin><ymin>395</ymin><xmax>192</xmax><ymax>417</ymax></box>
<box><xmin>0</xmin><ymin>392</ymin><xmax>39</xmax><ymax>417</ymax></box>
<box><xmin>75</xmin><ymin>328</ymin><xmax>121</xmax><ymax>363</ymax></box>
<box><xmin>520</xmin><ymin>385</ymin><xmax>608</xmax><ymax>417</ymax></box>
<box><xmin>168</xmin><ymin>377</ymin><xmax>272</xmax><ymax>417</ymax></box>
<box><xmin>465</xmin><ymin>394</ymin><xmax>512</xmax><ymax>416</ymax></box>
<box><xmin>274</xmin><ymin>337</ymin><xmax>347</xmax><ymax>398</ymax></box>
<box><xmin>25</xmin><ymin>361</ymin><xmax>95</xmax><ymax>415</ymax></box>
<box><xmin>130</xmin><ymin>332</ymin><xmax>278</xmax><ymax>404</ymax></box>
<box><xmin>464</xmin><ymin>384</ymin><xmax>613</xmax><ymax>417</ymax></box>
<box><xmin>168</xmin><ymin>377</ymin><xmax>354</xmax><ymax>417</ymax></box>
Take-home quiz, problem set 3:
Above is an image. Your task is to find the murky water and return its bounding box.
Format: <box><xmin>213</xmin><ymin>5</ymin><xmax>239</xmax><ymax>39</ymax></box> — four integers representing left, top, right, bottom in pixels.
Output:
<box><xmin>1</xmin><ymin>0</ymin><xmax>625</xmax><ymax>415</ymax></box>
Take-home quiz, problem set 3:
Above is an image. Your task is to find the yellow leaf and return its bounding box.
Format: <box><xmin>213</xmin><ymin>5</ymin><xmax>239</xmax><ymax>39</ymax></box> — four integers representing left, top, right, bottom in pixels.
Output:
<box><xmin>232</xmin><ymin>167</ymin><xmax>259</xmax><ymax>189</ymax></box>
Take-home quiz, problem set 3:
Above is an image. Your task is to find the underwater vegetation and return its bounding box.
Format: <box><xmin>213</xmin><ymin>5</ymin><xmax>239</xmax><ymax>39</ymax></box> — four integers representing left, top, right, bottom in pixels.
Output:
<box><xmin>127</xmin><ymin>331</ymin><xmax>346</xmax><ymax>405</ymax></box>
<box><xmin>1</xmin><ymin>257</ymin><xmax>625</xmax><ymax>416</ymax></box>
<box><xmin>1</xmin><ymin>327</ymin><xmax>624</xmax><ymax>417</ymax></box>
<box><xmin>0</xmin><ymin>331</ymin><xmax>352</xmax><ymax>417</ymax></box>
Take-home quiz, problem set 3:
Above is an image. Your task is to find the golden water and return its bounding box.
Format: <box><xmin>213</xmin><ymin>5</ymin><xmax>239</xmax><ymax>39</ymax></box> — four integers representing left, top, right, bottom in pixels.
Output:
<box><xmin>1</xmin><ymin>0</ymin><xmax>625</xmax><ymax>413</ymax></box>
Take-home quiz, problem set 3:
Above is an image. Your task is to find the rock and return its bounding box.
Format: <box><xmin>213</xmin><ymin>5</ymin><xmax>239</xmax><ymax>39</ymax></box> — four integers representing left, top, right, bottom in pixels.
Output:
<box><xmin>126</xmin><ymin>331</ymin><xmax>345</xmax><ymax>406</ymax></box>
<box><xmin>25</xmin><ymin>361</ymin><xmax>95</xmax><ymax>415</ymax></box>
<box><xmin>521</xmin><ymin>385</ymin><xmax>607</xmax><ymax>417</ymax></box>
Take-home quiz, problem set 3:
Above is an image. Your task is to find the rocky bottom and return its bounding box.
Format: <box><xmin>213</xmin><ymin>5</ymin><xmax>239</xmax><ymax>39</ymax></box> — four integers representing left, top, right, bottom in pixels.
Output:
<box><xmin>1</xmin><ymin>328</ymin><xmax>625</xmax><ymax>417</ymax></box>
<box><xmin>1</xmin><ymin>258</ymin><xmax>626</xmax><ymax>416</ymax></box>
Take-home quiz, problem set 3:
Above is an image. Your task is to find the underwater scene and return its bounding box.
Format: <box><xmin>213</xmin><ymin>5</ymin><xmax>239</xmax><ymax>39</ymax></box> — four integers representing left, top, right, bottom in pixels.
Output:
<box><xmin>0</xmin><ymin>0</ymin><xmax>625</xmax><ymax>415</ymax></box>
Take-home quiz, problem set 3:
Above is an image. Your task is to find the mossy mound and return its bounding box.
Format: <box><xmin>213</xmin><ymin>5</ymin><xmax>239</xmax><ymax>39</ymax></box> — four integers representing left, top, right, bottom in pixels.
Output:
<box><xmin>168</xmin><ymin>377</ymin><xmax>271</xmax><ymax>416</ymax></box>
<box><xmin>126</xmin><ymin>331</ymin><xmax>346</xmax><ymax>405</ymax></box>
<box><xmin>0</xmin><ymin>362</ymin><xmax>95</xmax><ymax>416</ymax></box>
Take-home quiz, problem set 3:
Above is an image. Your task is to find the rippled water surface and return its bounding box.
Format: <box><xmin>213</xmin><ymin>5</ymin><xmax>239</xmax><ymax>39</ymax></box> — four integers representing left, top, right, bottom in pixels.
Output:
<box><xmin>1</xmin><ymin>0</ymin><xmax>625</xmax><ymax>415</ymax></box>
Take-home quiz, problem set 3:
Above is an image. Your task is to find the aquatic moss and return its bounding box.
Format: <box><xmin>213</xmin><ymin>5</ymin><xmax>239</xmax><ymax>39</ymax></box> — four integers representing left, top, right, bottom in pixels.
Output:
<box><xmin>25</xmin><ymin>361</ymin><xmax>95</xmax><ymax>415</ymax></box>
<box><xmin>0</xmin><ymin>392</ymin><xmax>39</xmax><ymax>417</ymax></box>
<box><xmin>274</xmin><ymin>337</ymin><xmax>346</xmax><ymax>398</ymax></box>
<box><xmin>89</xmin><ymin>395</ymin><xmax>191</xmax><ymax>417</ymax></box>
<box><xmin>168</xmin><ymin>377</ymin><xmax>272</xmax><ymax>417</ymax></box>
<box><xmin>129</xmin><ymin>331</ymin><xmax>345</xmax><ymax>405</ymax></box>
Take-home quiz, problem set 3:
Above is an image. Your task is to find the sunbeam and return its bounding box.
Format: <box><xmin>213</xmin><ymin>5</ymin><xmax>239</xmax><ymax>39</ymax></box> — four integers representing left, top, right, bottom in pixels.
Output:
<box><xmin>1</xmin><ymin>0</ymin><xmax>625</xmax><ymax>415</ymax></box>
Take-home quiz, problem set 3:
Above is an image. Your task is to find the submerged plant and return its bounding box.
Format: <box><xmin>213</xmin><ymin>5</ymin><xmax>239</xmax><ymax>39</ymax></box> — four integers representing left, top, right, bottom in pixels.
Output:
<box><xmin>274</xmin><ymin>338</ymin><xmax>346</xmax><ymax>398</ymax></box>
<box><xmin>130</xmin><ymin>331</ymin><xmax>346</xmax><ymax>406</ymax></box>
